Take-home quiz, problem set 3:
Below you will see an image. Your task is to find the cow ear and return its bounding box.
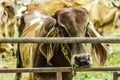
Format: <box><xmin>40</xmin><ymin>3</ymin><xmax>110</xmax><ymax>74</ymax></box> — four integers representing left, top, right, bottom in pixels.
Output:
<box><xmin>86</xmin><ymin>22</ymin><xmax>107</xmax><ymax>66</ymax></box>
<box><xmin>0</xmin><ymin>8</ymin><xmax>8</xmax><ymax>24</ymax></box>
<box><xmin>39</xmin><ymin>27</ymin><xmax>59</xmax><ymax>65</ymax></box>
<box><xmin>39</xmin><ymin>43</ymin><xmax>53</xmax><ymax>65</ymax></box>
<box><xmin>91</xmin><ymin>43</ymin><xmax>107</xmax><ymax>66</ymax></box>
<box><xmin>39</xmin><ymin>27</ymin><xmax>60</xmax><ymax>66</ymax></box>
<box><xmin>39</xmin><ymin>17</ymin><xmax>59</xmax><ymax>65</ymax></box>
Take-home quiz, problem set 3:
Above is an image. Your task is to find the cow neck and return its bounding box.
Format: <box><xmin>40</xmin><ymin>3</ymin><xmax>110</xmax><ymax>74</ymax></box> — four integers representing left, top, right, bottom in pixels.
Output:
<box><xmin>58</xmin><ymin>25</ymin><xmax>72</xmax><ymax>65</ymax></box>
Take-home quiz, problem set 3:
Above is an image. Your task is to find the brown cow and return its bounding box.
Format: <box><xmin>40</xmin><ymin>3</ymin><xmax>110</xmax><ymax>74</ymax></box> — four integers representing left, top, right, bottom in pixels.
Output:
<box><xmin>88</xmin><ymin>0</ymin><xmax>120</xmax><ymax>36</ymax></box>
<box><xmin>82</xmin><ymin>0</ymin><xmax>120</xmax><ymax>55</ymax></box>
<box><xmin>19</xmin><ymin>0</ymin><xmax>114</xmax><ymax>54</ymax></box>
<box><xmin>15</xmin><ymin>7</ymin><xmax>107</xmax><ymax>80</ymax></box>
<box><xmin>0</xmin><ymin>0</ymin><xmax>16</xmax><ymax>60</ymax></box>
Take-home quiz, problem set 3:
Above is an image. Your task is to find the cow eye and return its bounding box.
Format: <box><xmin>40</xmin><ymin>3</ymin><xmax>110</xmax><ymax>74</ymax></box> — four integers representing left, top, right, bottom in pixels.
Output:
<box><xmin>6</xmin><ymin>6</ymin><xmax>11</xmax><ymax>9</ymax></box>
<box><xmin>5</xmin><ymin>5</ymin><xmax>14</xmax><ymax>12</ymax></box>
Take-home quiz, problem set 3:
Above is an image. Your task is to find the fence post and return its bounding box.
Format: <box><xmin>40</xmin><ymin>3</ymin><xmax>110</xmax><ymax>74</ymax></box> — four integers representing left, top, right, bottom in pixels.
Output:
<box><xmin>113</xmin><ymin>72</ymin><xmax>118</xmax><ymax>80</ymax></box>
<box><xmin>56</xmin><ymin>71</ymin><xmax>62</xmax><ymax>80</ymax></box>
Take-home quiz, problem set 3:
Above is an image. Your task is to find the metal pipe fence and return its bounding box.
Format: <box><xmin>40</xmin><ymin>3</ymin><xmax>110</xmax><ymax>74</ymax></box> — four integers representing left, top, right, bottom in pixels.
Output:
<box><xmin>0</xmin><ymin>37</ymin><xmax>120</xmax><ymax>80</ymax></box>
<box><xmin>0</xmin><ymin>37</ymin><xmax>120</xmax><ymax>43</ymax></box>
<box><xmin>0</xmin><ymin>66</ymin><xmax>120</xmax><ymax>80</ymax></box>
<box><xmin>0</xmin><ymin>66</ymin><xmax>120</xmax><ymax>73</ymax></box>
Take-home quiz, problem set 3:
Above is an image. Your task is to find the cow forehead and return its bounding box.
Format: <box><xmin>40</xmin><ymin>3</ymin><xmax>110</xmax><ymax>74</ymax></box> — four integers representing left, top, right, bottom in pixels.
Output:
<box><xmin>53</xmin><ymin>7</ymin><xmax>89</xmax><ymax>37</ymax></box>
<box><xmin>55</xmin><ymin>7</ymin><xmax>89</xmax><ymax>27</ymax></box>
<box><xmin>60</xmin><ymin>7</ymin><xmax>88</xmax><ymax>13</ymax></box>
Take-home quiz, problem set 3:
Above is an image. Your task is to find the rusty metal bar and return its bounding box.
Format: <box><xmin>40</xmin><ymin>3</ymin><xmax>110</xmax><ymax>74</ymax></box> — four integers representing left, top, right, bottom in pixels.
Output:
<box><xmin>113</xmin><ymin>72</ymin><xmax>118</xmax><ymax>80</ymax></box>
<box><xmin>77</xmin><ymin>66</ymin><xmax>120</xmax><ymax>71</ymax></box>
<box><xmin>0</xmin><ymin>66</ymin><xmax>120</xmax><ymax>73</ymax></box>
<box><xmin>113</xmin><ymin>72</ymin><xmax>120</xmax><ymax>80</ymax></box>
<box><xmin>0</xmin><ymin>37</ymin><xmax>120</xmax><ymax>43</ymax></box>
<box><xmin>57</xmin><ymin>71</ymin><xmax>62</xmax><ymax>80</ymax></box>
<box><xmin>0</xmin><ymin>67</ymin><xmax>71</xmax><ymax>73</ymax></box>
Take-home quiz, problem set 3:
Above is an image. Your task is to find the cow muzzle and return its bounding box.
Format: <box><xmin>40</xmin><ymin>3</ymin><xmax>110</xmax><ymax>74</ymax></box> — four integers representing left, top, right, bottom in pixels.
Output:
<box><xmin>72</xmin><ymin>54</ymin><xmax>91</xmax><ymax>68</ymax></box>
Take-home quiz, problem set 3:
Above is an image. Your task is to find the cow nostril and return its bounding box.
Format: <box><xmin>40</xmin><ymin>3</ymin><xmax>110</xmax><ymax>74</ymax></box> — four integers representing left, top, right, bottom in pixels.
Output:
<box><xmin>75</xmin><ymin>56</ymin><xmax>79</xmax><ymax>61</ymax></box>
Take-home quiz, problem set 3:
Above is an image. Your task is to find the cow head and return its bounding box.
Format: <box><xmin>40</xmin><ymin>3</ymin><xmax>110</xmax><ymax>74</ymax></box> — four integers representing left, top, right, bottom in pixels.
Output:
<box><xmin>52</xmin><ymin>7</ymin><xmax>91</xmax><ymax>67</ymax></box>
<box><xmin>51</xmin><ymin>7</ymin><xmax>107</xmax><ymax>67</ymax></box>
<box><xmin>20</xmin><ymin>7</ymin><xmax>107</xmax><ymax>68</ymax></box>
<box><xmin>39</xmin><ymin>7</ymin><xmax>107</xmax><ymax>68</ymax></box>
<box><xmin>1</xmin><ymin>0</ymin><xmax>16</xmax><ymax>17</ymax></box>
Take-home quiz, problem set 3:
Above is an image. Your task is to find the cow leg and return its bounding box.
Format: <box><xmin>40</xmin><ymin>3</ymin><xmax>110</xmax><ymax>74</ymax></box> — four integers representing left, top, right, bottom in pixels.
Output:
<box><xmin>15</xmin><ymin>44</ymin><xmax>23</xmax><ymax>80</ymax></box>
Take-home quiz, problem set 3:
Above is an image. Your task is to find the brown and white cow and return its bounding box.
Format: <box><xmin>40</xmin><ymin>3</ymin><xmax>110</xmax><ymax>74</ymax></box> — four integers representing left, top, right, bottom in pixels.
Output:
<box><xmin>15</xmin><ymin>7</ymin><xmax>107</xmax><ymax>80</ymax></box>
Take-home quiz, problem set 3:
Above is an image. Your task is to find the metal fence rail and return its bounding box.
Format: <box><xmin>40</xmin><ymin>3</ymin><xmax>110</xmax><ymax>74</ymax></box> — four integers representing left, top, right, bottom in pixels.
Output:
<box><xmin>0</xmin><ymin>66</ymin><xmax>120</xmax><ymax>73</ymax></box>
<box><xmin>0</xmin><ymin>37</ymin><xmax>120</xmax><ymax>43</ymax></box>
